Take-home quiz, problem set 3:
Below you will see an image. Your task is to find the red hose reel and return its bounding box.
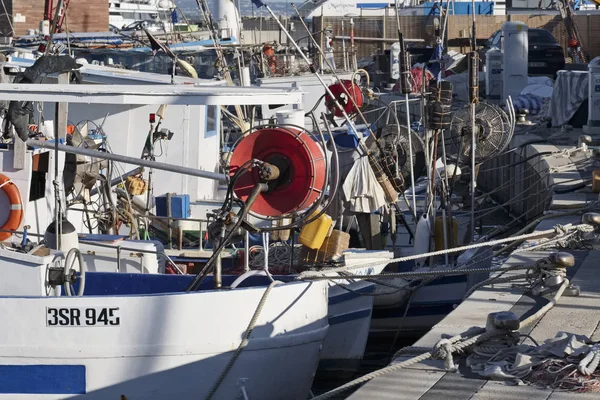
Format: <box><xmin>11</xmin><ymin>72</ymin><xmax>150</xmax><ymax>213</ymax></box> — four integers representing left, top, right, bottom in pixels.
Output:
<box><xmin>229</xmin><ymin>127</ymin><xmax>326</xmax><ymax>217</ymax></box>
<box><xmin>325</xmin><ymin>79</ymin><xmax>364</xmax><ymax>117</ymax></box>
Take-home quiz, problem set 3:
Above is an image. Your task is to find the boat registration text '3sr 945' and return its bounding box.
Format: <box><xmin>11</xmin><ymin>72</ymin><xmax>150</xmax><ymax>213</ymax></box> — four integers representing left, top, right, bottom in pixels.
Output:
<box><xmin>46</xmin><ymin>307</ymin><xmax>120</xmax><ymax>327</ymax></box>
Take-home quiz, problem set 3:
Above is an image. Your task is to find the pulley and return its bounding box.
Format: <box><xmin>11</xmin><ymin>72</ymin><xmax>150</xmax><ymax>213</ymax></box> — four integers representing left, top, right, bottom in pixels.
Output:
<box><xmin>229</xmin><ymin>126</ymin><xmax>326</xmax><ymax>217</ymax></box>
<box><xmin>325</xmin><ymin>80</ymin><xmax>364</xmax><ymax>117</ymax></box>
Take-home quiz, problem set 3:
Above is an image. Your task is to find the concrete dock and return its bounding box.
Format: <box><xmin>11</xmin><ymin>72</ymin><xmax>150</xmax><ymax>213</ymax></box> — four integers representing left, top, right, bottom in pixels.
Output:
<box><xmin>348</xmin><ymin>128</ymin><xmax>600</xmax><ymax>399</ymax></box>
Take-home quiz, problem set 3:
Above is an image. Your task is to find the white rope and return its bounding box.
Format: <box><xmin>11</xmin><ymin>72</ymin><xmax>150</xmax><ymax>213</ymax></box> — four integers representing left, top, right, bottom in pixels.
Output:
<box><xmin>0</xmin><ymin>179</ymin><xmax>12</xmax><ymax>190</ymax></box>
<box><xmin>298</xmin><ymin>224</ymin><xmax>578</xmax><ymax>279</ymax></box>
<box><xmin>578</xmin><ymin>344</ymin><xmax>600</xmax><ymax>376</ymax></box>
<box><xmin>544</xmin><ymin>146</ymin><xmax>587</xmax><ymax>160</ymax></box>
<box><xmin>514</xmin><ymin>224</ymin><xmax>595</xmax><ymax>253</ymax></box>
<box><xmin>261</xmin><ymin>232</ymin><xmax>274</xmax><ymax>282</ymax></box>
<box><xmin>205</xmin><ymin>280</ymin><xmax>279</xmax><ymax>399</ymax></box>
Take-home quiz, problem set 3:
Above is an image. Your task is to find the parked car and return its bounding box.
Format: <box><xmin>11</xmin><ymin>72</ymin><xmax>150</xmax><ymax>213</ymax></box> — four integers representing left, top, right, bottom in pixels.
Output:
<box><xmin>479</xmin><ymin>28</ymin><xmax>565</xmax><ymax>77</ymax></box>
<box><xmin>120</xmin><ymin>20</ymin><xmax>165</xmax><ymax>35</ymax></box>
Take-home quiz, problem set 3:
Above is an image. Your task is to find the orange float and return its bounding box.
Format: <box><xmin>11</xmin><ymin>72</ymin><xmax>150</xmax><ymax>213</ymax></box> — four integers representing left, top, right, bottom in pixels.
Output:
<box><xmin>263</xmin><ymin>44</ymin><xmax>277</xmax><ymax>74</ymax></box>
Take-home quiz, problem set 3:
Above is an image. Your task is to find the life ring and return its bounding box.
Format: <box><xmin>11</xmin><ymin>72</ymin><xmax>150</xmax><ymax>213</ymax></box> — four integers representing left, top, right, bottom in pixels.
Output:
<box><xmin>0</xmin><ymin>174</ymin><xmax>24</xmax><ymax>241</ymax></box>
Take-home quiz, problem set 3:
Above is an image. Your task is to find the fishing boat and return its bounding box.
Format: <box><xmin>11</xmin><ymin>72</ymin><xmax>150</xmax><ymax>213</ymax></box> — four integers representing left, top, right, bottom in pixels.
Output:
<box><xmin>0</xmin><ymin>54</ymin><xmax>397</xmax><ymax>378</ymax></box>
<box><xmin>0</xmin><ymin>81</ymin><xmax>336</xmax><ymax>399</ymax></box>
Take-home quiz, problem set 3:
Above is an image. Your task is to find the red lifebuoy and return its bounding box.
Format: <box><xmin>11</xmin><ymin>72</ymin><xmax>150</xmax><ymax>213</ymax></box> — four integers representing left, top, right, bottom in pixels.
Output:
<box><xmin>325</xmin><ymin>80</ymin><xmax>364</xmax><ymax>117</ymax></box>
<box><xmin>0</xmin><ymin>174</ymin><xmax>24</xmax><ymax>241</ymax></box>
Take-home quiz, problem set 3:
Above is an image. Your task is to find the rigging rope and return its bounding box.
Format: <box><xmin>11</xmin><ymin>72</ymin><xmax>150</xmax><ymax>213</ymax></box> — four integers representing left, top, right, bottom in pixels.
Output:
<box><xmin>297</xmin><ymin>224</ymin><xmax>584</xmax><ymax>280</ymax></box>
<box><xmin>205</xmin><ymin>280</ymin><xmax>279</xmax><ymax>400</ymax></box>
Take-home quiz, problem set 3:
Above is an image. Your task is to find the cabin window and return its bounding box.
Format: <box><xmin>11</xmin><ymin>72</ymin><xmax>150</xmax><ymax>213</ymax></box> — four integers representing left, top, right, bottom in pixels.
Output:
<box><xmin>30</xmin><ymin>152</ymin><xmax>49</xmax><ymax>201</ymax></box>
<box><xmin>205</xmin><ymin>106</ymin><xmax>218</xmax><ymax>138</ymax></box>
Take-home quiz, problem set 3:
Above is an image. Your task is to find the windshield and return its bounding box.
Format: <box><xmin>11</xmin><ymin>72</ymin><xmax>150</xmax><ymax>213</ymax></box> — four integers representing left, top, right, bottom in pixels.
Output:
<box><xmin>528</xmin><ymin>29</ymin><xmax>557</xmax><ymax>44</ymax></box>
<box><xmin>124</xmin><ymin>22</ymin><xmax>141</xmax><ymax>30</ymax></box>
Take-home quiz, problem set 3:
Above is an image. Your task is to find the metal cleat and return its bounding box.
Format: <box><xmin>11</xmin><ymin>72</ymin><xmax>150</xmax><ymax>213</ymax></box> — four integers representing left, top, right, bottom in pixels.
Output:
<box><xmin>582</xmin><ymin>212</ymin><xmax>600</xmax><ymax>227</ymax></box>
<box><xmin>563</xmin><ymin>284</ymin><xmax>581</xmax><ymax>297</ymax></box>
<box><xmin>548</xmin><ymin>251</ymin><xmax>575</xmax><ymax>269</ymax></box>
<box><xmin>486</xmin><ymin>311</ymin><xmax>520</xmax><ymax>331</ymax></box>
<box><xmin>578</xmin><ymin>135</ymin><xmax>592</xmax><ymax>153</ymax></box>
<box><xmin>516</xmin><ymin>109</ymin><xmax>533</xmax><ymax>125</ymax></box>
<box><xmin>543</xmin><ymin>275</ymin><xmax>565</xmax><ymax>288</ymax></box>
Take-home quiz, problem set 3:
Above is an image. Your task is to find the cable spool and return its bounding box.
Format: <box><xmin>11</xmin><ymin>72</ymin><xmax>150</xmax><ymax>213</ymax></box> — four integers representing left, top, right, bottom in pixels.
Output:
<box><xmin>447</xmin><ymin>103</ymin><xmax>512</xmax><ymax>164</ymax></box>
<box><xmin>229</xmin><ymin>126</ymin><xmax>326</xmax><ymax>217</ymax></box>
<box><xmin>325</xmin><ymin>80</ymin><xmax>364</xmax><ymax>117</ymax></box>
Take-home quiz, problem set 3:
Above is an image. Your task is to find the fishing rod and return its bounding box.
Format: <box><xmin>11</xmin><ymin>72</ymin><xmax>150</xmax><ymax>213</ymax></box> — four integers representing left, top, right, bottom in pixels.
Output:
<box><xmin>468</xmin><ymin>0</ymin><xmax>479</xmax><ymax>243</ymax></box>
<box><xmin>393</xmin><ymin>0</ymin><xmax>418</xmax><ymax>223</ymax></box>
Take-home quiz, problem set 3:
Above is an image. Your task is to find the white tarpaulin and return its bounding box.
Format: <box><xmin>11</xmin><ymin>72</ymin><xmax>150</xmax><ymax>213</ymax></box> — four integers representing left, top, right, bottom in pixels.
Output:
<box><xmin>342</xmin><ymin>155</ymin><xmax>387</xmax><ymax>213</ymax></box>
<box><xmin>549</xmin><ymin>70</ymin><xmax>588</xmax><ymax>127</ymax></box>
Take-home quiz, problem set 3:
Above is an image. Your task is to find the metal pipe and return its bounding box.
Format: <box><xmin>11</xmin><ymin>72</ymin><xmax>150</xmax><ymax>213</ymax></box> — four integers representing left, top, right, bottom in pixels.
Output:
<box><xmin>186</xmin><ymin>182</ymin><xmax>268</xmax><ymax>292</ymax></box>
<box><xmin>167</xmin><ymin>193</ymin><xmax>173</xmax><ymax>249</ymax></box>
<box><xmin>244</xmin><ymin>230</ymin><xmax>250</xmax><ymax>272</ymax></box>
<box><xmin>341</xmin><ymin>19</ymin><xmax>347</xmax><ymax>71</ymax></box>
<box><xmin>442</xmin><ymin>208</ymin><xmax>449</xmax><ymax>265</ymax></box>
<box><xmin>470</xmin><ymin>102</ymin><xmax>476</xmax><ymax>242</ymax></box>
<box><xmin>116</xmin><ymin>246</ymin><xmax>122</xmax><ymax>272</ymax></box>
<box><xmin>27</xmin><ymin>140</ymin><xmax>228</xmax><ymax>182</ymax></box>
<box><xmin>331</xmin><ymin>36</ymin><xmax>425</xmax><ymax>43</ymax></box>
<box><xmin>214</xmin><ymin>225</ymin><xmax>225</xmax><ymax>289</ymax></box>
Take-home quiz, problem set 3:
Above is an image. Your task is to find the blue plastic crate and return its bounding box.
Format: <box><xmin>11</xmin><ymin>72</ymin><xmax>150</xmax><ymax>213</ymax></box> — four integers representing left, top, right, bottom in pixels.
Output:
<box><xmin>155</xmin><ymin>194</ymin><xmax>191</xmax><ymax>219</ymax></box>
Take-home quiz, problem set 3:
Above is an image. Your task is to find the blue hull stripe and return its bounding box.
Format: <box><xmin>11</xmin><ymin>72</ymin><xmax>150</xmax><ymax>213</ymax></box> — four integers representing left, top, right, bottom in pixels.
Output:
<box><xmin>329</xmin><ymin>309</ymin><xmax>372</xmax><ymax>326</ymax></box>
<box><xmin>356</xmin><ymin>3</ymin><xmax>390</xmax><ymax>9</ymax></box>
<box><xmin>329</xmin><ymin>285</ymin><xmax>375</xmax><ymax>306</ymax></box>
<box><xmin>373</xmin><ymin>302</ymin><xmax>456</xmax><ymax>319</ymax></box>
<box><xmin>0</xmin><ymin>365</ymin><xmax>86</xmax><ymax>394</ymax></box>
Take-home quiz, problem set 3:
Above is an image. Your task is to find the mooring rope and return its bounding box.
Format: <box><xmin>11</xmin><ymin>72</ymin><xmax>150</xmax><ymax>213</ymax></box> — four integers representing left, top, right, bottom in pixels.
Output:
<box><xmin>205</xmin><ymin>280</ymin><xmax>279</xmax><ymax>400</ymax></box>
<box><xmin>312</xmin><ymin>275</ymin><xmax>570</xmax><ymax>400</ymax></box>
<box><xmin>297</xmin><ymin>224</ymin><xmax>581</xmax><ymax>280</ymax></box>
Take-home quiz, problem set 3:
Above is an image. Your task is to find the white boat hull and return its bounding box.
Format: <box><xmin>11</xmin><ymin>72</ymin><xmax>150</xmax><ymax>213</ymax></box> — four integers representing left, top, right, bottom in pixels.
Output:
<box><xmin>0</xmin><ymin>274</ymin><xmax>329</xmax><ymax>399</ymax></box>
<box><xmin>370</xmin><ymin>249</ymin><xmax>493</xmax><ymax>336</ymax></box>
<box><xmin>315</xmin><ymin>252</ymin><xmax>391</xmax><ymax>374</ymax></box>
<box><xmin>370</xmin><ymin>279</ymin><xmax>466</xmax><ymax>335</ymax></box>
